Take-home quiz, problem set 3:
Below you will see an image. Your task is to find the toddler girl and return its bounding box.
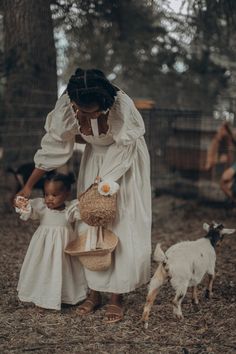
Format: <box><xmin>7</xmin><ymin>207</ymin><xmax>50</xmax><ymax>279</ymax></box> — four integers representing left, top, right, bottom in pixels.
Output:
<box><xmin>15</xmin><ymin>172</ymin><xmax>87</xmax><ymax>310</ymax></box>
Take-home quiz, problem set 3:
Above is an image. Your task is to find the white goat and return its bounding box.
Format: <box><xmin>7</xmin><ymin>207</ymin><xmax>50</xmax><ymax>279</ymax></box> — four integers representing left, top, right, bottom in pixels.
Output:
<box><xmin>141</xmin><ymin>222</ymin><xmax>235</xmax><ymax>328</ymax></box>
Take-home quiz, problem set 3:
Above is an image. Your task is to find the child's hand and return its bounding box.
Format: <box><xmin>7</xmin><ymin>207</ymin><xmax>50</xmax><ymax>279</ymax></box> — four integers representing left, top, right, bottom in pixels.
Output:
<box><xmin>13</xmin><ymin>186</ymin><xmax>32</xmax><ymax>207</ymax></box>
<box><xmin>15</xmin><ymin>196</ymin><xmax>29</xmax><ymax>211</ymax></box>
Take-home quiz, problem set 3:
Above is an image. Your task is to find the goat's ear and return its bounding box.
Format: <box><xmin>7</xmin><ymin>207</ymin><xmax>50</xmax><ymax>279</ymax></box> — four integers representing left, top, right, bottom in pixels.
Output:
<box><xmin>203</xmin><ymin>223</ymin><xmax>210</xmax><ymax>232</ymax></box>
<box><xmin>153</xmin><ymin>243</ymin><xmax>167</xmax><ymax>263</ymax></box>
<box><xmin>222</xmin><ymin>228</ymin><xmax>235</xmax><ymax>235</ymax></box>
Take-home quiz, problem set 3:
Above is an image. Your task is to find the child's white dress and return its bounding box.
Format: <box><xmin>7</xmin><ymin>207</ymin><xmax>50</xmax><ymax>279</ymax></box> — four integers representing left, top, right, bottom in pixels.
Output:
<box><xmin>17</xmin><ymin>198</ymin><xmax>87</xmax><ymax>310</ymax></box>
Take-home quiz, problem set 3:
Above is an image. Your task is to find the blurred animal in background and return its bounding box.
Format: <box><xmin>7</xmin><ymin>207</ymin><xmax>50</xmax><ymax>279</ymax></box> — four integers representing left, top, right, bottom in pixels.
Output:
<box><xmin>5</xmin><ymin>163</ymin><xmax>49</xmax><ymax>205</ymax></box>
<box><xmin>141</xmin><ymin>222</ymin><xmax>235</xmax><ymax>328</ymax></box>
<box><xmin>205</xmin><ymin>121</ymin><xmax>236</xmax><ymax>170</ymax></box>
<box><xmin>5</xmin><ymin>162</ymin><xmax>76</xmax><ymax>208</ymax></box>
<box><xmin>7</xmin><ymin>162</ymin><xmax>45</xmax><ymax>194</ymax></box>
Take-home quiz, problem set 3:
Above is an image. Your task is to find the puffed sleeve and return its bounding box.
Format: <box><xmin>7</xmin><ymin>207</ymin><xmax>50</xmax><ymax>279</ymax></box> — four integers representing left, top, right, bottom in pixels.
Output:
<box><xmin>16</xmin><ymin>198</ymin><xmax>45</xmax><ymax>221</ymax></box>
<box><xmin>65</xmin><ymin>199</ymin><xmax>81</xmax><ymax>223</ymax></box>
<box><xmin>99</xmin><ymin>91</ymin><xmax>146</xmax><ymax>181</ymax></box>
<box><xmin>34</xmin><ymin>94</ymin><xmax>79</xmax><ymax>171</ymax></box>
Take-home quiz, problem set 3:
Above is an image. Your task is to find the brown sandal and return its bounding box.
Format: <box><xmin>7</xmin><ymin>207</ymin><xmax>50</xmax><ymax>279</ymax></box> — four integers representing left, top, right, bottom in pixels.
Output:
<box><xmin>77</xmin><ymin>296</ymin><xmax>101</xmax><ymax>315</ymax></box>
<box><xmin>103</xmin><ymin>304</ymin><xmax>124</xmax><ymax>324</ymax></box>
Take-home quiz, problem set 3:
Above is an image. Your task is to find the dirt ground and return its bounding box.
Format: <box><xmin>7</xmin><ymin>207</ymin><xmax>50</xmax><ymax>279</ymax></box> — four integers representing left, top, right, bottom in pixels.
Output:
<box><xmin>0</xmin><ymin>195</ymin><xmax>236</xmax><ymax>354</ymax></box>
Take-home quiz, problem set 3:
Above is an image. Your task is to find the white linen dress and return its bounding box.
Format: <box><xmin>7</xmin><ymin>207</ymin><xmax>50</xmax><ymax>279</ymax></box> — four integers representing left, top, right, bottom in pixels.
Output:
<box><xmin>17</xmin><ymin>198</ymin><xmax>88</xmax><ymax>310</ymax></box>
<box><xmin>34</xmin><ymin>90</ymin><xmax>152</xmax><ymax>294</ymax></box>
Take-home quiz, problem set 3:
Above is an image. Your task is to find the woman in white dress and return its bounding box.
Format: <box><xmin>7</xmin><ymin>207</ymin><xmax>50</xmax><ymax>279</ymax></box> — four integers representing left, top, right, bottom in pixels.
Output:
<box><xmin>16</xmin><ymin>68</ymin><xmax>152</xmax><ymax>323</ymax></box>
<box><xmin>15</xmin><ymin>173</ymin><xmax>87</xmax><ymax>310</ymax></box>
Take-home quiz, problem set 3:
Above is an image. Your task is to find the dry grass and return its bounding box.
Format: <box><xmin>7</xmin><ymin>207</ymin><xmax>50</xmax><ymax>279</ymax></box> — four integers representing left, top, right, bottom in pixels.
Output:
<box><xmin>0</xmin><ymin>196</ymin><xmax>236</xmax><ymax>354</ymax></box>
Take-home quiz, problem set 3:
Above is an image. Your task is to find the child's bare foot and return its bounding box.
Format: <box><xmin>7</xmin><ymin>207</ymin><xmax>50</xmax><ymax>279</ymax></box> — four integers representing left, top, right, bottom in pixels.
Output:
<box><xmin>103</xmin><ymin>294</ymin><xmax>123</xmax><ymax>324</ymax></box>
<box><xmin>77</xmin><ymin>290</ymin><xmax>101</xmax><ymax>315</ymax></box>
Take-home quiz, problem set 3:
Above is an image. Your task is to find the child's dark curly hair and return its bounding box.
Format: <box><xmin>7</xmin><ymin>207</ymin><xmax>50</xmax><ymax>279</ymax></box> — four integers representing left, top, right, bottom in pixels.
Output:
<box><xmin>67</xmin><ymin>68</ymin><xmax>118</xmax><ymax>111</ymax></box>
<box><xmin>44</xmin><ymin>172</ymin><xmax>75</xmax><ymax>191</ymax></box>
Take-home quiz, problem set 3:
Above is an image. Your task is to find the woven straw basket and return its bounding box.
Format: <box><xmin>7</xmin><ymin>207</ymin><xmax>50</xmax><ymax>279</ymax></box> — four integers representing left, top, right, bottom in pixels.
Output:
<box><xmin>64</xmin><ymin>229</ymin><xmax>118</xmax><ymax>271</ymax></box>
<box><xmin>79</xmin><ymin>183</ymin><xmax>117</xmax><ymax>226</ymax></box>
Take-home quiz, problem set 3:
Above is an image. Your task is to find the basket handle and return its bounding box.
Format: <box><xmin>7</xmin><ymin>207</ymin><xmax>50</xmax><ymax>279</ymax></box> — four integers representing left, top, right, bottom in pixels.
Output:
<box><xmin>97</xmin><ymin>227</ymin><xmax>105</xmax><ymax>248</ymax></box>
<box><xmin>84</xmin><ymin>226</ymin><xmax>105</xmax><ymax>251</ymax></box>
<box><xmin>78</xmin><ymin>176</ymin><xmax>102</xmax><ymax>200</ymax></box>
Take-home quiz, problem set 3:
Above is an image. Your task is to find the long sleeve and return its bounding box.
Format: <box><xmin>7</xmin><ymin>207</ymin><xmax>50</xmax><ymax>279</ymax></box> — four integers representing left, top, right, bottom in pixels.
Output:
<box><xmin>65</xmin><ymin>199</ymin><xmax>81</xmax><ymax>223</ymax></box>
<box><xmin>16</xmin><ymin>198</ymin><xmax>45</xmax><ymax>221</ymax></box>
<box><xmin>99</xmin><ymin>92</ymin><xmax>145</xmax><ymax>181</ymax></box>
<box><xmin>34</xmin><ymin>94</ymin><xmax>79</xmax><ymax>171</ymax></box>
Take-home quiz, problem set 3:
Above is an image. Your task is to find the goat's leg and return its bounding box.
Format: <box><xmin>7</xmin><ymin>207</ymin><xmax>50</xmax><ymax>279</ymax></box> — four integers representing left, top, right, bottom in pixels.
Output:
<box><xmin>141</xmin><ymin>264</ymin><xmax>167</xmax><ymax>328</ymax></box>
<box><xmin>191</xmin><ymin>286</ymin><xmax>199</xmax><ymax>304</ymax></box>
<box><xmin>205</xmin><ymin>273</ymin><xmax>215</xmax><ymax>299</ymax></box>
<box><xmin>191</xmin><ymin>286</ymin><xmax>200</xmax><ymax>311</ymax></box>
<box><xmin>172</xmin><ymin>285</ymin><xmax>187</xmax><ymax>319</ymax></box>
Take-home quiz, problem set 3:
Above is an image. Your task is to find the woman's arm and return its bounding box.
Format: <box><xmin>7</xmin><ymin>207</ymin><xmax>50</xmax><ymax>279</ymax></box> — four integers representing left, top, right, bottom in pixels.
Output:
<box><xmin>16</xmin><ymin>168</ymin><xmax>46</xmax><ymax>198</ymax></box>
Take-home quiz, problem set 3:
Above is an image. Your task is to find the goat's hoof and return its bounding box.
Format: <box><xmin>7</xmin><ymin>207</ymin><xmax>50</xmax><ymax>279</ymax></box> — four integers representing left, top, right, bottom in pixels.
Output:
<box><xmin>144</xmin><ymin>322</ymin><xmax>149</xmax><ymax>329</ymax></box>
<box><xmin>174</xmin><ymin>313</ymin><xmax>184</xmax><ymax>320</ymax></box>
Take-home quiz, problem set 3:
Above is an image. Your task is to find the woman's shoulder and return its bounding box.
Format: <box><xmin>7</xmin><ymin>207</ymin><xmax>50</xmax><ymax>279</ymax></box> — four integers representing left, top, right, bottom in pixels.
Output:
<box><xmin>115</xmin><ymin>90</ymin><xmax>134</xmax><ymax>108</ymax></box>
<box><xmin>109</xmin><ymin>90</ymin><xmax>135</xmax><ymax>120</ymax></box>
<box><xmin>109</xmin><ymin>90</ymin><xmax>145</xmax><ymax>143</ymax></box>
<box><xmin>55</xmin><ymin>92</ymin><xmax>70</xmax><ymax>107</ymax></box>
<box><xmin>45</xmin><ymin>93</ymin><xmax>79</xmax><ymax>141</ymax></box>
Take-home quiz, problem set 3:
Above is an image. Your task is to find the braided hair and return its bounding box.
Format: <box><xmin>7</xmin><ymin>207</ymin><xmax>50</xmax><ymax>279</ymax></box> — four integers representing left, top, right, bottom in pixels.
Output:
<box><xmin>67</xmin><ymin>68</ymin><xmax>118</xmax><ymax>111</ymax></box>
<box><xmin>43</xmin><ymin>172</ymin><xmax>75</xmax><ymax>191</ymax></box>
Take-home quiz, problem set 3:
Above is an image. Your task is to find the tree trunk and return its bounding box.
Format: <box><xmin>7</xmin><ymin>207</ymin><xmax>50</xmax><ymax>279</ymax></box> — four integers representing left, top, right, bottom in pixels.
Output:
<box><xmin>2</xmin><ymin>0</ymin><xmax>57</xmax><ymax>118</ymax></box>
<box><xmin>1</xmin><ymin>0</ymin><xmax>57</xmax><ymax>168</ymax></box>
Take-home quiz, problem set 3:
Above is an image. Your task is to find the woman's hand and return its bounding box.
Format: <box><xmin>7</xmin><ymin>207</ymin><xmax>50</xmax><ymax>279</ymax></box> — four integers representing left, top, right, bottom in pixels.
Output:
<box><xmin>17</xmin><ymin>185</ymin><xmax>32</xmax><ymax>198</ymax></box>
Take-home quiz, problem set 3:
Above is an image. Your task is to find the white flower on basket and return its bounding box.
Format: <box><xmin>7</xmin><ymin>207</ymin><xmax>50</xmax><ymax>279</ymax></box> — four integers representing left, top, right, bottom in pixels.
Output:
<box><xmin>98</xmin><ymin>180</ymin><xmax>119</xmax><ymax>196</ymax></box>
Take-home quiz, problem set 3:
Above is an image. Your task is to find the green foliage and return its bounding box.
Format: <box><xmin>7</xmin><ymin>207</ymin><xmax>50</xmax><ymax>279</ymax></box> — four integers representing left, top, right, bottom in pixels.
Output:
<box><xmin>51</xmin><ymin>0</ymin><xmax>184</xmax><ymax>93</ymax></box>
<box><xmin>51</xmin><ymin>0</ymin><xmax>236</xmax><ymax>110</ymax></box>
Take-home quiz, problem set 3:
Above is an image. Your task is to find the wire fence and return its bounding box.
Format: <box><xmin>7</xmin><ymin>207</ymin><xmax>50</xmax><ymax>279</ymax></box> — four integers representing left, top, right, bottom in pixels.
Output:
<box><xmin>0</xmin><ymin>104</ymin><xmax>235</xmax><ymax>206</ymax></box>
<box><xmin>142</xmin><ymin>108</ymin><xmax>235</xmax><ymax>201</ymax></box>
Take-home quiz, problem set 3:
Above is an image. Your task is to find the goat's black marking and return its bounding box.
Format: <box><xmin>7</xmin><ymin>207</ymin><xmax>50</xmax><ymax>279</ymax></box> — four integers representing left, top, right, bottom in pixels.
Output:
<box><xmin>177</xmin><ymin>294</ymin><xmax>184</xmax><ymax>301</ymax></box>
<box><xmin>201</xmin><ymin>253</ymin><xmax>203</xmax><ymax>257</ymax></box>
<box><xmin>205</xmin><ymin>223</ymin><xmax>225</xmax><ymax>248</ymax></box>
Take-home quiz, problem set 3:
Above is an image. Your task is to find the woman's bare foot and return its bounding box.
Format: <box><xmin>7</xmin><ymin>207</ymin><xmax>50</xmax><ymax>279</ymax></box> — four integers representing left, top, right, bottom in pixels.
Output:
<box><xmin>104</xmin><ymin>293</ymin><xmax>123</xmax><ymax>323</ymax></box>
<box><xmin>77</xmin><ymin>290</ymin><xmax>101</xmax><ymax>315</ymax></box>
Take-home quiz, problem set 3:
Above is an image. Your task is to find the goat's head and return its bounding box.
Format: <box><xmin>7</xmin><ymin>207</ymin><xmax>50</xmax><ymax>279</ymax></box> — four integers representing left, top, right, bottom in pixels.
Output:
<box><xmin>203</xmin><ymin>222</ymin><xmax>235</xmax><ymax>248</ymax></box>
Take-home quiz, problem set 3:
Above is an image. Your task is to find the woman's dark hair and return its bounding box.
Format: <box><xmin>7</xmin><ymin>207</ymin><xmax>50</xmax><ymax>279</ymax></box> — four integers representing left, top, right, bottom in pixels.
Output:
<box><xmin>44</xmin><ymin>172</ymin><xmax>75</xmax><ymax>191</ymax></box>
<box><xmin>66</xmin><ymin>68</ymin><xmax>118</xmax><ymax>110</ymax></box>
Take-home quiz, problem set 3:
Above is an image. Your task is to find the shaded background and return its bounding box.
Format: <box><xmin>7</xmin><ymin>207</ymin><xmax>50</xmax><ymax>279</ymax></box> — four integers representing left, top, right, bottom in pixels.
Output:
<box><xmin>0</xmin><ymin>3</ymin><xmax>236</xmax><ymax>354</ymax></box>
<box><xmin>0</xmin><ymin>0</ymin><xmax>236</xmax><ymax>204</ymax></box>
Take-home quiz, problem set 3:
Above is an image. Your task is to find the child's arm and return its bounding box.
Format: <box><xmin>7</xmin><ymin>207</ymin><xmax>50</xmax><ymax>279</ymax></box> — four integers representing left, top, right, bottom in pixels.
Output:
<box><xmin>66</xmin><ymin>200</ymin><xmax>81</xmax><ymax>223</ymax></box>
<box><xmin>15</xmin><ymin>196</ymin><xmax>32</xmax><ymax>220</ymax></box>
<box><xmin>15</xmin><ymin>197</ymin><xmax>43</xmax><ymax>221</ymax></box>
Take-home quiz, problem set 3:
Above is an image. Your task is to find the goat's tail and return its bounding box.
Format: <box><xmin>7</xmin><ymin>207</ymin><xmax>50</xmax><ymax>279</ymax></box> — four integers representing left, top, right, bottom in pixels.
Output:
<box><xmin>153</xmin><ymin>243</ymin><xmax>168</xmax><ymax>263</ymax></box>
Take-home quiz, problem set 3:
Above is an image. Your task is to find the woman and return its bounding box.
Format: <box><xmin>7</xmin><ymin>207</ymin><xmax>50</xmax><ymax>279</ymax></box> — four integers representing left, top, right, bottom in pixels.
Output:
<box><xmin>17</xmin><ymin>68</ymin><xmax>152</xmax><ymax>323</ymax></box>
